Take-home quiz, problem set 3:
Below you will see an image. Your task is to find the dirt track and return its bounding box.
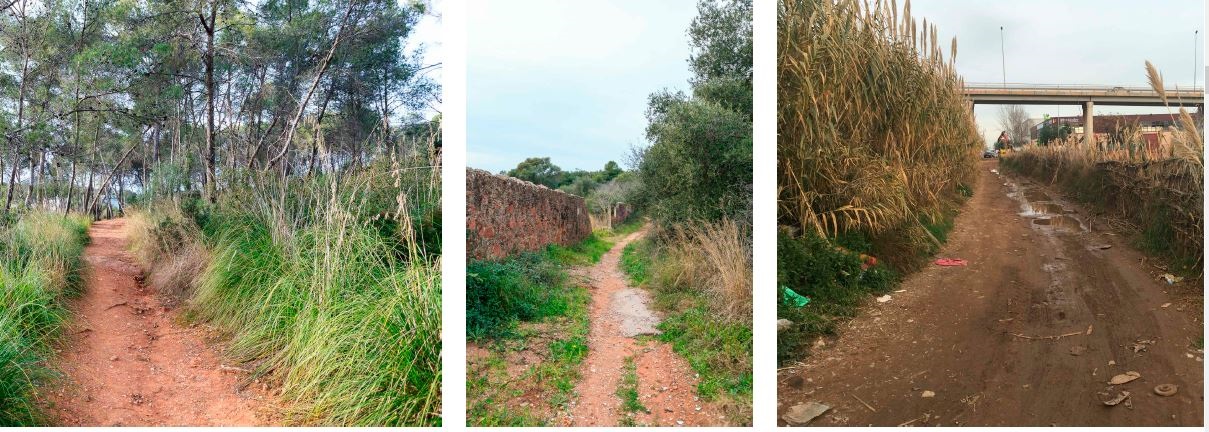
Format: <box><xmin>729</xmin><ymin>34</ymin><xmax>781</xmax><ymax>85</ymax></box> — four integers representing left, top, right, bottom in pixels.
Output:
<box><xmin>778</xmin><ymin>160</ymin><xmax>1204</xmax><ymax>426</ymax></box>
<box><xmin>569</xmin><ymin>229</ymin><xmax>727</xmax><ymax>426</ymax></box>
<box><xmin>41</xmin><ymin>218</ymin><xmax>270</xmax><ymax>426</ymax></box>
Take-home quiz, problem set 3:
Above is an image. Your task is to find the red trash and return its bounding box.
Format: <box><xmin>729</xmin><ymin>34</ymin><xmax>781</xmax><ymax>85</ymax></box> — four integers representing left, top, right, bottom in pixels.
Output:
<box><xmin>935</xmin><ymin>258</ymin><xmax>968</xmax><ymax>266</ymax></box>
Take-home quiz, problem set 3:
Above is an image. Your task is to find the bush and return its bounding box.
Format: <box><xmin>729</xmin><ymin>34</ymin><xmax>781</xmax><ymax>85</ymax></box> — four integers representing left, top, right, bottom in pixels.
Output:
<box><xmin>776</xmin><ymin>230</ymin><xmax>897</xmax><ymax>364</ymax></box>
<box><xmin>466</xmin><ymin>253</ymin><xmax>568</xmax><ymax>340</ymax></box>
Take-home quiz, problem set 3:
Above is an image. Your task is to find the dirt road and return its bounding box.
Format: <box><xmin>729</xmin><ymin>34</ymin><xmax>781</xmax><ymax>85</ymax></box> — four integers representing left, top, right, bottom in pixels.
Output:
<box><xmin>41</xmin><ymin>218</ymin><xmax>269</xmax><ymax>426</ymax></box>
<box><xmin>569</xmin><ymin>229</ymin><xmax>727</xmax><ymax>426</ymax></box>
<box><xmin>778</xmin><ymin>160</ymin><xmax>1204</xmax><ymax>426</ymax></box>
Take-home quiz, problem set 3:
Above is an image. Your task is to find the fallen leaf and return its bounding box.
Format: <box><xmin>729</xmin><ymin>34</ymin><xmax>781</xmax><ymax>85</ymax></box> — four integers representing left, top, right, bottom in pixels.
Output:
<box><xmin>1108</xmin><ymin>371</ymin><xmax>1141</xmax><ymax>385</ymax></box>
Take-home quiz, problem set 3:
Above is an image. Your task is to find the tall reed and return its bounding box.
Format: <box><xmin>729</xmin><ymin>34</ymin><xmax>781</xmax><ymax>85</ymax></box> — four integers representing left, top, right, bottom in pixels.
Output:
<box><xmin>1001</xmin><ymin>61</ymin><xmax>1204</xmax><ymax>270</ymax></box>
<box><xmin>779</xmin><ymin>0</ymin><xmax>981</xmax><ymax>260</ymax></box>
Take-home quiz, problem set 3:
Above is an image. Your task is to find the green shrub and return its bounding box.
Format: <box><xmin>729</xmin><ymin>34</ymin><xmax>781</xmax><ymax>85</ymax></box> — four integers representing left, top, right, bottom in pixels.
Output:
<box><xmin>545</xmin><ymin>232</ymin><xmax>612</xmax><ymax>266</ymax></box>
<box><xmin>466</xmin><ymin>253</ymin><xmax>568</xmax><ymax>340</ymax></box>
<box><xmin>777</xmin><ymin>230</ymin><xmax>896</xmax><ymax>365</ymax></box>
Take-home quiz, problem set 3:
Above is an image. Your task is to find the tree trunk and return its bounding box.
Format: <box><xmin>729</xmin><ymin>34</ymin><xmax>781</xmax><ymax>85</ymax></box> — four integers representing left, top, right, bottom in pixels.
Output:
<box><xmin>201</xmin><ymin>1</ymin><xmax>218</xmax><ymax>203</ymax></box>
<box><xmin>266</xmin><ymin>0</ymin><xmax>357</xmax><ymax>170</ymax></box>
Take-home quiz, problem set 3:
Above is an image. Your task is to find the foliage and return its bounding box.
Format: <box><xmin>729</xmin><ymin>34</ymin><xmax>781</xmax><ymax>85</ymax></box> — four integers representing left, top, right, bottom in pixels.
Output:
<box><xmin>776</xmin><ymin>229</ymin><xmax>897</xmax><ymax>365</ymax></box>
<box><xmin>633</xmin><ymin>0</ymin><xmax>753</xmax><ymax>230</ymax></box>
<box><xmin>466</xmin><ymin>253</ymin><xmax>569</xmax><ymax>341</ymax></box>
<box><xmin>1037</xmin><ymin>121</ymin><xmax>1074</xmax><ymax>145</ymax></box>
<box><xmin>507</xmin><ymin>157</ymin><xmax>565</xmax><ymax>189</ymax></box>
<box><xmin>0</xmin><ymin>212</ymin><xmax>91</xmax><ymax>426</ymax></box>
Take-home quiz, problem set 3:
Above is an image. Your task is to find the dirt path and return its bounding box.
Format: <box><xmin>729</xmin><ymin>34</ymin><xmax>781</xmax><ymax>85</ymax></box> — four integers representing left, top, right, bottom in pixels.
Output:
<box><xmin>569</xmin><ymin>229</ymin><xmax>728</xmax><ymax>426</ymax></box>
<box><xmin>778</xmin><ymin>160</ymin><xmax>1204</xmax><ymax>427</ymax></box>
<box><xmin>40</xmin><ymin>218</ymin><xmax>270</xmax><ymax>426</ymax></box>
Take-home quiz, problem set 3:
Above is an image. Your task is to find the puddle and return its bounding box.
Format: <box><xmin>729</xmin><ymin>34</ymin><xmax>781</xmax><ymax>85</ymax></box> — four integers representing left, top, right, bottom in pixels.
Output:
<box><xmin>1005</xmin><ymin>180</ymin><xmax>1087</xmax><ymax>233</ymax></box>
<box><xmin>1025</xmin><ymin>202</ymin><xmax>1078</xmax><ymax>216</ymax></box>
<box><xmin>1032</xmin><ymin>215</ymin><xmax>1084</xmax><ymax>230</ymax></box>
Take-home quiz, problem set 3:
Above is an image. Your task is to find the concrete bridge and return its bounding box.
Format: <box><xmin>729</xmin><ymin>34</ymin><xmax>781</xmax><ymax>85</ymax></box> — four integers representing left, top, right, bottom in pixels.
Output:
<box><xmin>962</xmin><ymin>83</ymin><xmax>1204</xmax><ymax>145</ymax></box>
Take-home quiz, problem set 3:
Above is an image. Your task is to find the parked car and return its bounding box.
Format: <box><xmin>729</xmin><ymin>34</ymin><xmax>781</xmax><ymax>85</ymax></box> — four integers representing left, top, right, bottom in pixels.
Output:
<box><xmin>982</xmin><ymin>150</ymin><xmax>997</xmax><ymax>158</ymax></box>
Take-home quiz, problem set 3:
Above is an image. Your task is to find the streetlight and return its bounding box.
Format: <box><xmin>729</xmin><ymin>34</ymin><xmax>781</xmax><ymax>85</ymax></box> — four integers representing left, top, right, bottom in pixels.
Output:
<box><xmin>1000</xmin><ymin>26</ymin><xmax>1006</xmax><ymax>87</ymax></box>
<box><xmin>1195</xmin><ymin>30</ymin><xmax>1200</xmax><ymax>89</ymax></box>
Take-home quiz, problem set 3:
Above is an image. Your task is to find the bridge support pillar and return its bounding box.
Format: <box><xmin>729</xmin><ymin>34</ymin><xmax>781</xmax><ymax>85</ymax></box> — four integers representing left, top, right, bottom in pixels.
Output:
<box><xmin>1082</xmin><ymin>101</ymin><xmax>1094</xmax><ymax>147</ymax></box>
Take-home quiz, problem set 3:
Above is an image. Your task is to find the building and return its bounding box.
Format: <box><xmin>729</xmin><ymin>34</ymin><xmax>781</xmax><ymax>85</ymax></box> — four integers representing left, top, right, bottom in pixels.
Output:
<box><xmin>1029</xmin><ymin>112</ymin><xmax>1204</xmax><ymax>148</ymax></box>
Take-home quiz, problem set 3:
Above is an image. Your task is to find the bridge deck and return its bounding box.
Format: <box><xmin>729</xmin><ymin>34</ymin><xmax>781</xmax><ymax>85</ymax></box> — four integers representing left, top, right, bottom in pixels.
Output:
<box><xmin>962</xmin><ymin>84</ymin><xmax>1203</xmax><ymax>106</ymax></box>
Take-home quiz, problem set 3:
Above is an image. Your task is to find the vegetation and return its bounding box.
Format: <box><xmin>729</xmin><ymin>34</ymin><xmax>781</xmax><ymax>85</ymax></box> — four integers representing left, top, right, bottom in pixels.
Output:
<box><xmin>465</xmin><ymin>234</ymin><xmax>606</xmax><ymax>426</ymax></box>
<box><xmin>0</xmin><ymin>212</ymin><xmax>90</xmax><ymax>426</ymax></box>
<box><xmin>2</xmin><ymin>0</ymin><xmax>441</xmax><ymax>425</ymax></box>
<box><xmin>1001</xmin><ymin>61</ymin><xmax>1204</xmax><ymax>273</ymax></box>
<box><xmin>610</xmin><ymin>0</ymin><xmax>753</xmax><ymax>423</ymax></box>
<box><xmin>777</xmin><ymin>0</ymin><xmax>980</xmax><ymax>364</ymax></box>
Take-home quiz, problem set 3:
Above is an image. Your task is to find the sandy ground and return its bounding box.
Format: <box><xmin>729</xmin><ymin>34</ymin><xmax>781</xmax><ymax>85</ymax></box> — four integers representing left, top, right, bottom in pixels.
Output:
<box><xmin>40</xmin><ymin>218</ymin><xmax>272</xmax><ymax>426</ymax></box>
<box><xmin>777</xmin><ymin>160</ymin><xmax>1204</xmax><ymax>426</ymax></box>
<box><xmin>568</xmin><ymin>228</ymin><xmax>728</xmax><ymax>426</ymax></box>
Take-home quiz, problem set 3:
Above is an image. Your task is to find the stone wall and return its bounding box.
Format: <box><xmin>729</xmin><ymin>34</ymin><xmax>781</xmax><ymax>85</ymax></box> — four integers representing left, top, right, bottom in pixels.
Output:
<box><xmin>610</xmin><ymin>203</ymin><xmax>632</xmax><ymax>227</ymax></box>
<box><xmin>466</xmin><ymin>168</ymin><xmax>592</xmax><ymax>260</ymax></box>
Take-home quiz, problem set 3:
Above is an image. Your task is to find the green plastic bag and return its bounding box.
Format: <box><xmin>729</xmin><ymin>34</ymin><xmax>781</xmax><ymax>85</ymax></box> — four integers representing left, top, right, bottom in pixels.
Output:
<box><xmin>781</xmin><ymin>285</ymin><xmax>810</xmax><ymax>307</ymax></box>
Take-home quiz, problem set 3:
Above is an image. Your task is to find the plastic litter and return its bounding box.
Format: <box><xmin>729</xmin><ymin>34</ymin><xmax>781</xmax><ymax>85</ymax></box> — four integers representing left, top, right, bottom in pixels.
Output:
<box><xmin>1159</xmin><ymin>273</ymin><xmax>1184</xmax><ymax>284</ymax></box>
<box><xmin>934</xmin><ymin>258</ymin><xmax>968</xmax><ymax>266</ymax></box>
<box><xmin>782</xmin><ymin>286</ymin><xmax>811</xmax><ymax>307</ymax></box>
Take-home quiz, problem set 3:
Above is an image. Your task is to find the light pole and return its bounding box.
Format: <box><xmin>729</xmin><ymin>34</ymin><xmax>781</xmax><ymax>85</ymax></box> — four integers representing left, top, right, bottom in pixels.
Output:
<box><xmin>1195</xmin><ymin>30</ymin><xmax>1200</xmax><ymax>89</ymax></box>
<box><xmin>1000</xmin><ymin>26</ymin><xmax>1006</xmax><ymax>87</ymax></box>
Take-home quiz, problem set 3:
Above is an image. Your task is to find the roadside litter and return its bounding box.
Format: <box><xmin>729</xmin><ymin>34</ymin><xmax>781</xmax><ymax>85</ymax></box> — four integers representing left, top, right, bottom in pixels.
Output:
<box><xmin>1159</xmin><ymin>273</ymin><xmax>1184</xmax><ymax>284</ymax></box>
<box><xmin>782</xmin><ymin>286</ymin><xmax>811</xmax><ymax>307</ymax></box>
<box><xmin>935</xmin><ymin>258</ymin><xmax>968</xmax><ymax>266</ymax></box>
<box><xmin>1153</xmin><ymin>384</ymin><xmax>1178</xmax><ymax>396</ymax></box>
<box><xmin>782</xmin><ymin>402</ymin><xmax>830</xmax><ymax>426</ymax></box>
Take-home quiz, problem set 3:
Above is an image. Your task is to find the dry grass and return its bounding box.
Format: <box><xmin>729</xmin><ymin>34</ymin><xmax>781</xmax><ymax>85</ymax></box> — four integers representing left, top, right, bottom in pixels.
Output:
<box><xmin>655</xmin><ymin>219</ymin><xmax>752</xmax><ymax>322</ymax></box>
<box><xmin>1002</xmin><ymin>61</ymin><xmax>1204</xmax><ymax>270</ymax></box>
<box><xmin>778</xmin><ymin>0</ymin><xmax>981</xmax><ymax>254</ymax></box>
<box><xmin>126</xmin><ymin>203</ymin><xmax>208</xmax><ymax>304</ymax></box>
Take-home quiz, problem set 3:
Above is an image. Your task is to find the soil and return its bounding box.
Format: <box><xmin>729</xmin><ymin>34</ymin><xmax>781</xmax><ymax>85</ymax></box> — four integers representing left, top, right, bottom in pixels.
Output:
<box><xmin>568</xmin><ymin>228</ymin><xmax>728</xmax><ymax>426</ymax></box>
<box><xmin>778</xmin><ymin>160</ymin><xmax>1204</xmax><ymax>427</ymax></box>
<box><xmin>40</xmin><ymin>218</ymin><xmax>272</xmax><ymax>426</ymax></box>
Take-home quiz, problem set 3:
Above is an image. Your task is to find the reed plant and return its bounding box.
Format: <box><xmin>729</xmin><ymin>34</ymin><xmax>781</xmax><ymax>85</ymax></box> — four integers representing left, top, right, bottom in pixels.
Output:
<box><xmin>1001</xmin><ymin>61</ymin><xmax>1203</xmax><ymax>271</ymax></box>
<box><xmin>778</xmin><ymin>0</ymin><xmax>981</xmax><ymax>263</ymax></box>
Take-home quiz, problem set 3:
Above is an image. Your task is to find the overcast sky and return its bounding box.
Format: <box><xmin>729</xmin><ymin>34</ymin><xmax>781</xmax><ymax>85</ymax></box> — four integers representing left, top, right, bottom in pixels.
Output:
<box><xmin>909</xmin><ymin>0</ymin><xmax>1205</xmax><ymax>147</ymax></box>
<box><xmin>466</xmin><ymin>0</ymin><xmax>696</xmax><ymax>173</ymax></box>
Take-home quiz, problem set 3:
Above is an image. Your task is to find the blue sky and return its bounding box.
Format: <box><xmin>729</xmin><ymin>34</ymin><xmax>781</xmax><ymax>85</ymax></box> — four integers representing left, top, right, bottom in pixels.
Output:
<box><xmin>909</xmin><ymin>0</ymin><xmax>1205</xmax><ymax>147</ymax></box>
<box><xmin>467</xmin><ymin>0</ymin><xmax>697</xmax><ymax>173</ymax></box>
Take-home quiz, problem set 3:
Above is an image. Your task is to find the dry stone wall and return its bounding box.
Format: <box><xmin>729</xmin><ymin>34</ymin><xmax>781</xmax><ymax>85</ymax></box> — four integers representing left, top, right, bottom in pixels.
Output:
<box><xmin>467</xmin><ymin>168</ymin><xmax>592</xmax><ymax>260</ymax></box>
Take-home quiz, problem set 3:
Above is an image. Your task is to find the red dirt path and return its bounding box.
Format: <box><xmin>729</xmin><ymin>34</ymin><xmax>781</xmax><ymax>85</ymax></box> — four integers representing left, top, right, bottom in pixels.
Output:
<box><xmin>40</xmin><ymin>218</ymin><xmax>272</xmax><ymax>426</ymax></box>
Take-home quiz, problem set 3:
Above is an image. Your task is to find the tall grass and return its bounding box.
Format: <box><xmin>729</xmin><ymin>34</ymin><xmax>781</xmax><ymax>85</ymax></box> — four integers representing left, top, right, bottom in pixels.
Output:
<box><xmin>126</xmin><ymin>138</ymin><xmax>442</xmax><ymax>425</ymax></box>
<box><xmin>1001</xmin><ymin>61</ymin><xmax>1204</xmax><ymax>271</ymax></box>
<box><xmin>618</xmin><ymin>219</ymin><xmax>753</xmax><ymax>424</ymax></box>
<box><xmin>0</xmin><ymin>212</ymin><xmax>90</xmax><ymax>425</ymax></box>
<box><xmin>778</xmin><ymin>0</ymin><xmax>981</xmax><ymax>265</ymax></box>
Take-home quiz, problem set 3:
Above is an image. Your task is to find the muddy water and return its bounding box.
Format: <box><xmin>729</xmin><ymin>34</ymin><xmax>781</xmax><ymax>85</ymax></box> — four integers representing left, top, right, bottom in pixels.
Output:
<box><xmin>997</xmin><ymin>173</ymin><xmax>1087</xmax><ymax>233</ymax></box>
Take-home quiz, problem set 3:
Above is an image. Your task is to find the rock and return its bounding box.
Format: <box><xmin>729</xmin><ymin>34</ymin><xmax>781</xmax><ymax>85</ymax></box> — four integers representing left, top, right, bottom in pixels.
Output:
<box><xmin>1154</xmin><ymin>384</ymin><xmax>1178</xmax><ymax>396</ymax></box>
<box><xmin>782</xmin><ymin>402</ymin><xmax>830</xmax><ymax>426</ymax></box>
<box><xmin>1102</xmin><ymin>391</ymin><xmax>1130</xmax><ymax>406</ymax></box>
<box><xmin>1160</xmin><ymin>303</ymin><xmax>1171</xmax><ymax>308</ymax></box>
<box><xmin>876</xmin><ymin>295</ymin><xmax>892</xmax><ymax>303</ymax></box>
<box><xmin>921</xmin><ymin>390</ymin><xmax>935</xmax><ymax>398</ymax></box>
<box><xmin>109</xmin><ymin>356</ymin><xmax>119</xmax><ymax>361</ymax></box>
<box><xmin>1108</xmin><ymin>360</ymin><xmax>1116</xmax><ymax>365</ymax></box>
<box><xmin>676</xmin><ymin>420</ymin><xmax>684</xmax><ymax>426</ymax></box>
<box><xmin>1108</xmin><ymin>371</ymin><xmax>1141</xmax><ymax>385</ymax></box>
<box><xmin>777</xmin><ymin>319</ymin><xmax>793</xmax><ymax>332</ymax></box>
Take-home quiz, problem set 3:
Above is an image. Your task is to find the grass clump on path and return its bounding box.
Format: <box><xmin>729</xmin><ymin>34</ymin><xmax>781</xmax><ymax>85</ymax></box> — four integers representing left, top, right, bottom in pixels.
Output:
<box><xmin>0</xmin><ymin>212</ymin><xmax>90</xmax><ymax>426</ymax></box>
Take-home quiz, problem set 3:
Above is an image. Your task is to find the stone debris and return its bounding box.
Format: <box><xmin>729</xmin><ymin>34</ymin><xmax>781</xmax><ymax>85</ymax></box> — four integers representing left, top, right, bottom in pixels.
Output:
<box><xmin>782</xmin><ymin>402</ymin><xmax>831</xmax><ymax>426</ymax></box>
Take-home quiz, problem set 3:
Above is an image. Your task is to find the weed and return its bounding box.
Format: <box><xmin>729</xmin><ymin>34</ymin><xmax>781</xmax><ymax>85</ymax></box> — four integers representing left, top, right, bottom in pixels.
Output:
<box><xmin>545</xmin><ymin>232</ymin><xmax>613</xmax><ymax>266</ymax></box>
<box><xmin>616</xmin><ymin>356</ymin><xmax>645</xmax><ymax>414</ymax></box>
